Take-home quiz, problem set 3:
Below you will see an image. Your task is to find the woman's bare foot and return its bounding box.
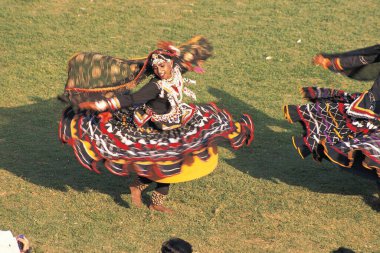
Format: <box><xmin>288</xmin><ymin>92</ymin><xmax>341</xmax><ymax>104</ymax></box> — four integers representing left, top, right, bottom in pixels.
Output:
<box><xmin>129</xmin><ymin>186</ymin><xmax>143</xmax><ymax>208</ymax></box>
<box><xmin>149</xmin><ymin>204</ymin><xmax>174</xmax><ymax>214</ymax></box>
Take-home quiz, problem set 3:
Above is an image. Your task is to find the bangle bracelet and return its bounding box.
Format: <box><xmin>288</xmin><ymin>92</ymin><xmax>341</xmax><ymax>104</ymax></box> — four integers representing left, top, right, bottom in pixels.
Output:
<box><xmin>95</xmin><ymin>100</ymin><xmax>108</xmax><ymax>111</ymax></box>
<box><xmin>106</xmin><ymin>97</ymin><xmax>121</xmax><ymax>111</ymax></box>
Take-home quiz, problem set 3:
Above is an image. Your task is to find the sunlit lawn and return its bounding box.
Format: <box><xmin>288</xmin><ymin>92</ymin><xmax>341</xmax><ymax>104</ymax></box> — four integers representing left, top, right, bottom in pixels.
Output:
<box><xmin>1</xmin><ymin>1</ymin><xmax>379</xmax><ymax>252</ymax></box>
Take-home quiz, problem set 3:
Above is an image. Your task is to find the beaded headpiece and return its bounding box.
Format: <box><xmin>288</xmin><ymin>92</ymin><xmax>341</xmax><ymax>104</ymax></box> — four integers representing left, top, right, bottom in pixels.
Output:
<box><xmin>150</xmin><ymin>53</ymin><xmax>172</xmax><ymax>66</ymax></box>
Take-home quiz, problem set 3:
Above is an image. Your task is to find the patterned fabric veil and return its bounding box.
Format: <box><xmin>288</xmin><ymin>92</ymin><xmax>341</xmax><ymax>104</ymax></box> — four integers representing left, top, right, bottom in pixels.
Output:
<box><xmin>59</xmin><ymin>35</ymin><xmax>213</xmax><ymax>107</ymax></box>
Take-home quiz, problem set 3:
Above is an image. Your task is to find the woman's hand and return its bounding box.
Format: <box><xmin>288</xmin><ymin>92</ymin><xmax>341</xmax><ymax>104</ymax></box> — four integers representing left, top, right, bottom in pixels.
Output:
<box><xmin>313</xmin><ymin>54</ymin><xmax>331</xmax><ymax>69</ymax></box>
<box><xmin>78</xmin><ymin>101</ymin><xmax>97</xmax><ymax>110</ymax></box>
<box><xmin>78</xmin><ymin>101</ymin><xmax>104</xmax><ymax>111</ymax></box>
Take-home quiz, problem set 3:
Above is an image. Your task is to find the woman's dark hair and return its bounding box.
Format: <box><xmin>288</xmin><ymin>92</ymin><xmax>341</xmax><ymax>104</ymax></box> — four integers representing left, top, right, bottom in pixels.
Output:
<box><xmin>161</xmin><ymin>237</ymin><xmax>192</xmax><ymax>253</ymax></box>
<box><xmin>145</xmin><ymin>50</ymin><xmax>175</xmax><ymax>75</ymax></box>
<box><xmin>332</xmin><ymin>247</ymin><xmax>356</xmax><ymax>253</ymax></box>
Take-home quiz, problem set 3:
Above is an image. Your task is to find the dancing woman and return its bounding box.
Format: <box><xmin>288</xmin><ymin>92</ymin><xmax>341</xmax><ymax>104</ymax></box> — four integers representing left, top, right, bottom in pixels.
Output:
<box><xmin>284</xmin><ymin>44</ymin><xmax>380</xmax><ymax>187</ymax></box>
<box><xmin>59</xmin><ymin>36</ymin><xmax>254</xmax><ymax>213</ymax></box>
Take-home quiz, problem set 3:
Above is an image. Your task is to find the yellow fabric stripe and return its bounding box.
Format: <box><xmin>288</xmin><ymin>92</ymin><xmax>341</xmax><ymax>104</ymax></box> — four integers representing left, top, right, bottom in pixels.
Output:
<box><xmin>321</xmin><ymin>140</ymin><xmax>350</xmax><ymax>168</ymax></box>
<box><xmin>283</xmin><ymin>105</ymin><xmax>293</xmax><ymax>123</ymax></box>
<box><xmin>82</xmin><ymin>140</ymin><xmax>100</xmax><ymax>161</ymax></box>
<box><xmin>333</xmin><ymin>129</ymin><xmax>343</xmax><ymax>140</ymax></box>
<box><xmin>112</xmin><ymin>159</ymin><xmax>129</xmax><ymax>164</ymax></box>
<box><xmin>135</xmin><ymin>161</ymin><xmax>154</xmax><ymax>165</ymax></box>
<box><xmin>292</xmin><ymin>136</ymin><xmax>305</xmax><ymax>159</ymax></box>
<box><xmin>70</xmin><ymin>117</ymin><xmax>78</xmax><ymax>139</ymax></box>
<box><xmin>228</xmin><ymin>122</ymin><xmax>241</xmax><ymax>139</ymax></box>
<box><xmin>155</xmin><ymin>146</ymin><xmax>218</xmax><ymax>184</ymax></box>
<box><xmin>156</xmin><ymin>160</ymin><xmax>181</xmax><ymax>165</ymax></box>
<box><xmin>326</xmin><ymin>103</ymin><xmax>339</xmax><ymax>128</ymax></box>
<box><xmin>335</xmin><ymin>58</ymin><xmax>343</xmax><ymax>71</ymax></box>
<box><xmin>352</xmin><ymin>92</ymin><xmax>377</xmax><ymax>116</ymax></box>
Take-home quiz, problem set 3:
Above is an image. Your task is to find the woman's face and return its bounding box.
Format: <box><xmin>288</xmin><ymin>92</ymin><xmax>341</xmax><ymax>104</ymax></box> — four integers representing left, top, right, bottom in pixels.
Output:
<box><xmin>153</xmin><ymin>60</ymin><xmax>173</xmax><ymax>80</ymax></box>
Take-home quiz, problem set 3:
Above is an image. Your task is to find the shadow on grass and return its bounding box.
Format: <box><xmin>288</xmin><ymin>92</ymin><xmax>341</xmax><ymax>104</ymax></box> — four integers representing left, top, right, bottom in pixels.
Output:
<box><xmin>208</xmin><ymin>87</ymin><xmax>379</xmax><ymax>211</ymax></box>
<box><xmin>0</xmin><ymin>91</ymin><xmax>378</xmax><ymax>211</ymax></box>
<box><xmin>0</xmin><ymin>97</ymin><xmax>132</xmax><ymax>208</ymax></box>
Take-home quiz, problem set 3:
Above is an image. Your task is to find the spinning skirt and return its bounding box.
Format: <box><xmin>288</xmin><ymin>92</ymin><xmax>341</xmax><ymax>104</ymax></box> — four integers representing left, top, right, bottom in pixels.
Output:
<box><xmin>284</xmin><ymin>96</ymin><xmax>380</xmax><ymax>179</ymax></box>
<box><xmin>59</xmin><ymin>103</ymin><xmax>254</xmax><ymax>183</ymax></box>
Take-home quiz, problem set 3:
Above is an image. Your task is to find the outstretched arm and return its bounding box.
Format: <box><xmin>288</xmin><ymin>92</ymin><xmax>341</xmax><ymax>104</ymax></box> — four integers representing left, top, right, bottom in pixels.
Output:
<box><xmin>79</xmin><ymin>80</ymin><xmax>160</xmax><ymax>111</ymax></box>
<box><xmin>314</xmin><ymin>54</ymin><xmax>379</xmax><ymax>72</ymax></box>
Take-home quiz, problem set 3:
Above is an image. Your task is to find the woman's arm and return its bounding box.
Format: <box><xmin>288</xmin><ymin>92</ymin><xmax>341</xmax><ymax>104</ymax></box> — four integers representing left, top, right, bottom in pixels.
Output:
<box><xmin>116</xmin><ymin>80</ymin><xmax>160</xmax><ymax>108</ymax></box>
<box><xmin>313</xmin><ymin>44</ymin><xmax>380</xmax><ymax>72</ymax></box>
<box><xmin>79</xmin><ymin>80</ymin><xmax>160</xmax><ymax>111</ymax></box>
<box><xmin>314</xmin><ymin>54</ymin><xmax>379</xmax><ymax>72</ymax></box>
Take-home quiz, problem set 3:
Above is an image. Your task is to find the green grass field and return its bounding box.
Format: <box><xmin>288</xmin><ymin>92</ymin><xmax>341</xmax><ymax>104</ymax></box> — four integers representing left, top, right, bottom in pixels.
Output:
<box><xmin>1</xmin><ymin>1</ymin><xmax>379</xmax><ymax>252</ymax></box>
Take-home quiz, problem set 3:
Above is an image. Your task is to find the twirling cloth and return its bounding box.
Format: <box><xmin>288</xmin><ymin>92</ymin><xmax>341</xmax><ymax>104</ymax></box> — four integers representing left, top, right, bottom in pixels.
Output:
<box><xmin>59</xmin><ymin>36</ymin><xmax>254</xmax><ymax>183</ymax></box>
<box><xmin>284</xmin><ymin>45</ymin><xmax>380</xmax><ymax>179</ymax></box>
<box><xmin>60</xmin><ymin>35</ymin><xmax>213</xmax><ymax>106</ymax></box>
<box><xmin>59</xmin><ymin>103</ymin><xmax>253</xmax><ymax>182</ymax></box>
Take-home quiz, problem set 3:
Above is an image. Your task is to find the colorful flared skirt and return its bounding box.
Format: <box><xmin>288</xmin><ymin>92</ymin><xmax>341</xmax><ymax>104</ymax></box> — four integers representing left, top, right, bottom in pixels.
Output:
<box><xmin>284</xmin><ymin>88</ymin><xmax>380</xmax><ymax>179</ymax></box>
<box><xmin>59</xmin><ymin>103</ymin><xmax>254</xmax><ymax>182</ymax></box>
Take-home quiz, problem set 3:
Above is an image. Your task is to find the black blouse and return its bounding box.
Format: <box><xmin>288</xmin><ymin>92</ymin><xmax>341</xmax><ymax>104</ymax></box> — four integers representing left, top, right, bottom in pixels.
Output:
<box><xmin>116</xmin><ymin>78</ymin><xmax>171</xmax><ymax>114</ymax></box>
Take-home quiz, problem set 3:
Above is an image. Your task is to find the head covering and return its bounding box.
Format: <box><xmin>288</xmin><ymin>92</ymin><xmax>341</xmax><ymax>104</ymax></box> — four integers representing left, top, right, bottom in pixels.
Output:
<box><xmin>61</xmin><ymin>36</ymin><xmax>212</xmax><ymax>107</ymax></box>
<box><xmin>129</xmin><ymin>49</ymin><xmax>177</xmax><ymax>83</ymax></box>
<box><xmin>150</xmin><ymin>52</ymin><xmax>173</xmax><ymax>66</ymax></box>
